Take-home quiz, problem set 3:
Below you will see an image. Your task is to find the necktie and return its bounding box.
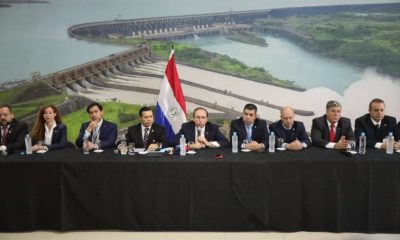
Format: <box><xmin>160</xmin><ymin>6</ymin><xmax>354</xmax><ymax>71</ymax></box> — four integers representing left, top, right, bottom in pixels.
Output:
<box><xmin>375</xmin><ymin>124</ymin><xmax>380</xmax><ymax>130</ymax></box>
<box><xmin>196</xmin><ymin>129</ymin><xmax>201</xmax><ymax>142</ymax></box>
<box><xmin>246</xmin><ymin>125</ymin><xmax>252</xmax><ymax>141</ymax></box>
<box><xmin>329</xmin><ymin>124</ymin><xmax>335</xmax><ymax>142</ymax></box>
<box><xmin>1</xmin><ymin>126</ymin><xmax>8</xmax><ymax>145</ymax></box>
<box><xmin>143</xmin><ymin>128</ymin><xmax>149</xmax><ymax>147</ymax></box>
<box><xmin>92</xmin><ymin>126</ymin><xmax>100</xmax><ymax>143</ymax></box>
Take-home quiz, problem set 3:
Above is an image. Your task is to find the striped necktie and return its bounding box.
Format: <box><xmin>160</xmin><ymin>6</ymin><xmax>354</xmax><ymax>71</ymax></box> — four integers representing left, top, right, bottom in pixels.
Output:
<box><xmin>143</xmin><ymin>127</ymin><xmax>150</xmax><ymax>148</ymax></box>
<box><xmin>1</xmin><ymin>126</ymin><xmax>8</xmax><ymax>145</ymax></box>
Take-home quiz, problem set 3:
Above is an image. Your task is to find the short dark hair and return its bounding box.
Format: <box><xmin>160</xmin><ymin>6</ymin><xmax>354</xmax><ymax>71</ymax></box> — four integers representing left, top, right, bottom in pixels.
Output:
<box><xmin>243</xmin><ymin>103</ymin><xmax>257</xmax><ymax>113</ymax></box>
<box><xmin>193</xmin><ymin>107</ymin><xmax>208</xmax><ymax>118</ymax></box>
<box><xmin>326</xmin><ymin>100</ymin><xmax>341</xmax><ymax>110</ymax></box>
<box><xmin>139</xmin><ymin>106</ymin><xmax>153</xmax><ymax>117</ymax></box>
<box><xmin>0</xmin><ymin>105</ymin><xmax>12</xmax><ymax>112</ymax></box>
<box><xmin>369</xmin><ymin>98</ymin><xmax>385</xmax><ymax>110</ymax></box>
<box><xmin>86</xmin><ymin>102</ymin><xmax>103</xmax><ymax>113</ymax></box>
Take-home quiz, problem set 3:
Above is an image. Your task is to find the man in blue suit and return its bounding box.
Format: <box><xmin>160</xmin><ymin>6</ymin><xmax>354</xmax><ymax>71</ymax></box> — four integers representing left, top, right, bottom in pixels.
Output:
<box><xmin>230</xmin><ymin>103</ymin><xmax>269</xmax><ymax>151</ymax></box>
<box><xmin>75</xmin><ymin>102</ymin><xmax>117</xmax><ymax>150</ymax></box>
<box><xmin>174</xmin><ymin>107</ymin><xmax>229</xmax><ymax>149</ymax></box>
<box><xmin>355</xmin><ymin>98</ymin><xmax>399</xmax><ymax>150</ymax></box>
<box><xmin>269</xmin><ymin>106</ymin><xmax>311</xmax><ymax>150</ymax></box>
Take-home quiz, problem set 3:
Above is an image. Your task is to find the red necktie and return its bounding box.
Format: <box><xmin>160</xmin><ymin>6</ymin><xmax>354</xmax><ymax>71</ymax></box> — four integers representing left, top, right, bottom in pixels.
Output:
<box><xmin>1</xmin><ymin>126</ymin><xmax>8</xmax><ymax>145</ymax></box>
<box><xmin>329</xmin><ymin>124</ymin><xmax>335</xmax><ymax>142</ymax></box>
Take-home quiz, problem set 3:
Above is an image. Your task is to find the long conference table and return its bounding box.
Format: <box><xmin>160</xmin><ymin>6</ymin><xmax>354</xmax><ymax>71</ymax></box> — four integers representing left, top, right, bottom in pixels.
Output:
<box><xmin>0</xmin><ymin>147</ymin><xmax>399</xmax><ymax>233</ymax></box>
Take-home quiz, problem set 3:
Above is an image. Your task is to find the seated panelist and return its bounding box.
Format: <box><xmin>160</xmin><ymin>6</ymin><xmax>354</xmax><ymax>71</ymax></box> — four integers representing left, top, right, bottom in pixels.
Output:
<box><xmin>31</xmin><ymin>105</ymin><xmax>72</xmax><ymax>152</ymax></box>
<box><xmin>311</xmin><ymin>100</ymin><xmax>355</xmax><ymax>150</ymax></box>
<box><xmin>174</xmin><ymin>107</ymin><xmax>229</xmax><ymax>149</ymax></box>
<box><xmin>75</xmin><ymin>102</ymin><xmax>117</xmax><ymax>150</ymax></box>
<box><xmin>119</xmin><ymin>106</ymin><xmax>169</xmax><ymax>152</ymax></box>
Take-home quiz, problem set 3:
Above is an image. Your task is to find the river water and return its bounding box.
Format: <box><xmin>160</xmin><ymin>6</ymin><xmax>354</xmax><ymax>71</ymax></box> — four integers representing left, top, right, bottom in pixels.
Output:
<box><xmin>0</xmin><ymin>0</ymin><xmax>399</xmax><ymax>99</ymax></box>
<box><xmin>187</xmin><ymin>36</ymin><xmax>365</xmax><ymax>94</ymax></box>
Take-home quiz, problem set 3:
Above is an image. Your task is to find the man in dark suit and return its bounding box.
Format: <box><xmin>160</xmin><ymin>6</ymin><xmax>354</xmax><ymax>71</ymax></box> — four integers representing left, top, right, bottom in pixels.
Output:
<box><xmin>269</xmin><ymin>106</ymin><xmax>311</xmax><ymax>150</ymax></box>
<box><xmin>0</xmin><ymin>105</ymin><xmax>29</xmax><ymax>155</ymax></box>
<box><xmin>75</xmin><ymin>102</ymin><xmax>117</xmax><ymax>150</ymax></box>
<box><xmin>122</xmin><ymin>106</ymin><xmax>169</xmax><ymax>151</ymax></box>
<box><xmin>230</xmin><ymin>103</ymin><xmax>269</xmax><ymax>151</ymax></box>
<box><xmin>311</xmin><ymin>100</ymin><xmax>355</xmax><ymax>150</ymax></box>
<box><xmin>355</xmin><ymin>98</ymin><xmax>399</xmax><ymax>150</ymax></box>
<box><xmin>174</xmin><ymin>107</ymin><xmax>229</xmax><ymax>149</ymax></box>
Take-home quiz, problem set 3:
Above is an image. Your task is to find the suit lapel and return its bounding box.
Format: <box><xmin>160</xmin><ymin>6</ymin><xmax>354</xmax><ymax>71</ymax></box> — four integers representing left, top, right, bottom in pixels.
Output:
<box><xmin>135</xmin><ymin>124</ymin><xmax>143</xmax><ymax>146</ymax></box>
<box><xmin>51</xmin><ymin>125</ymin><xmax>59</xmax><ymax>144</ymax></box>
<box><xmin>335</xmin><ymin>119</ymin><xmax>342</xmax><ymax>140</ymax></box>
<box><xmin>238</xmin><ymin>119</ymin><xmax>247</xmax><ymax>140</ymax></box>
<box><xmin>251</xmin><ymin>120</ymin><xmax>257</xmax><ymax>139</ymax></box>
<box><xmin>204</xmin><ymin>124</ymin><xmax>210</xmax><ymax>141</ymax></box>
<box><xmin>6</xmin><ymin>120</ymin><xmax>16</xmax><ymax>142</ymax></box>
<box><xmin>148</xmin><ymin>125</ymin><xmax>156</xmax><ymax>145</ymax></box>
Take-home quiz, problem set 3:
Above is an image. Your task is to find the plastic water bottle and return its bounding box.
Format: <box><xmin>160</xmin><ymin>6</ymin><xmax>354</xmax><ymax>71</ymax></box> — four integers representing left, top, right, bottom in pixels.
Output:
<box><xmin>232</xmin><ymin>132</ymin><xmax>238</xmax><ymax>153</ymax></box>
<box><xmin>359</xmin><ymin>132</ymin><xmax>366</xmax><ymax>155</ymax></box>
<box><xmin>386</xmin><ymin>132</ymin><xmax>394</xmax><ymax>154</ymax></box>
<box><xmin>269</xmin><ymin>132</ymin><xmax>275</xmax><ymax>153</ymax></box>
<box><xmin>179</xmin><ymin>134</ymin><xmax>186</xmax><ymax>156</ymax></box>
<box><xmin>25</xmin><ymin>134</ymin><xmax>32</xmax><ymax>155</ymax></box>
<box><xmin>120</xmin><ymin>134</ymin><xmax>127</xmax><ymax>155</ymax></box>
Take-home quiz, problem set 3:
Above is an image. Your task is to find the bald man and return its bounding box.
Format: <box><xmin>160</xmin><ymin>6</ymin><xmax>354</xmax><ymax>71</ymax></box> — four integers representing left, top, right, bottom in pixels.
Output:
<box><xmin>269</xmin><ymin>106</ymin><xmax>311</xmax><ymax>150</ymax></box>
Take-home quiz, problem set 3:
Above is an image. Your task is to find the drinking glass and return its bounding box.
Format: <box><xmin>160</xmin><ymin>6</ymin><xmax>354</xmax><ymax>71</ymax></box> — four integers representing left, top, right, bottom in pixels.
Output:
<box><xmin>128</xmin><ymin>142</ymin><xmax>135</xmax><ymax>155</ymax></box>
<box><xmin>242</xmin><ymin>139</ymin><xmax>250</xmax><ymax>150</ymax></box>
<box><xmin>120</xmin><ymin>142</ymin><xmax>128</xmax><ymax>155</ymax></box>
<box><xmin>347</xmin><ymin>140</ymin><xmax>356</xmax><ymax>153</ymax></box>
<box><xmin>96</xmin><ymin>140</ymin><xmax>102</xmax><ymax>151</ymax></box>
<box><xmin>277</xmin><ymin>138</ymin><xmax>284</xmax><ymax>149</ymax></box>
<box><xmin>83</xmin><ymin>140</ymin><xmax>90</xmax><ymax>154</ymax></box>
<box><xmin>188</xmin><ymin>141</ymin><xmax>195</xmax><ymax>152</ymax></box>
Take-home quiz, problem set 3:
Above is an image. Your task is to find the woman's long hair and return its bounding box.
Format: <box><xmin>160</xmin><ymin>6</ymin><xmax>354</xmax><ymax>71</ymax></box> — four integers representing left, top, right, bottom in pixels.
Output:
<box><xmin>31</xmin><ymin>105</ymin><xmax>62</xmax><ymax>142</ymax></box>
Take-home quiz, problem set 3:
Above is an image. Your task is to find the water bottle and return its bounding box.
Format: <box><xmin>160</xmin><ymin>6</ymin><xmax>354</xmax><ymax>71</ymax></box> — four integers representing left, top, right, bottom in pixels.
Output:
<box><xmin>25</xmin><ymin>134</ymin><xmax>32</xmax><ymax>154</ymax></box>
<box><xmin>232</xmin><ymin>132</ymin><xmax>238</xmax><ymax>153</ymax></box>
<box><xmin>359</xmin><ymin>132</ymin><xmax>366</xmax><ymax>155</ymax></box>
<box><xmin>120</xmin><ymin>134</ymin><xmax>127</xmax><ymax>155</ymax></box>
<box><xmin>386</xmin><ymin>132</ymin><xmax>394</xmax><ymax>154</ymax></box>
<box><xmin>179</xmin><ymin>134</ymin><xmax>186</xmax><ymax>156</ymax></box>
<box><xmin>269</xmin><ymin>132</ymin><xmax>275</xmax><ymax>153</ymax></box>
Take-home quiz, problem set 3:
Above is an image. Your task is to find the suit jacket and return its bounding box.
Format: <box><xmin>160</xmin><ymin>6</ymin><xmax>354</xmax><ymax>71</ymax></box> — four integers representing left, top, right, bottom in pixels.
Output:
<box><xmin>1</xmin><ymin>118</ymin><xmax>28</xmax><ymax>153</ymax></box>
<box><xmin>229</xmin><ymin>117</ymin><xmax>269</xmax><ymax>147</ymax></box>
<box><xmin>355</xmin><ymin>114</ymin><xmax>400</xmax><ymax>148</ymax></box>
<box><xmin>75</xmin><ymin>119</ymin><xmax>117</xmax><ymax>149</ymax></box>
<box><xmin>398</xmin><ymin>121</ymin><xmax>400</xmax><ymax>134</ymax></box>
<box><xmin>269</xmin><ymin>120</ymin><xmax>311</xmax><ymax>147</ymax></box>
<box><xmin>125</xmin><ymin>123</ymin><xmax>169</xmax><ymax>149</ymax></box>
<box><xmin>311</xmin><ymin>115</ymin><xmax>355</xmax><ymax>148</ymax></box>
<box><xmin>33</xmin><ymin>123</ymin><xmax>72</xmax><ymax>151</ymax></box>
<box><xmin>174</xmin><ymin>121</ymin><xmax>230</xmax><ymax>148</ymax></box>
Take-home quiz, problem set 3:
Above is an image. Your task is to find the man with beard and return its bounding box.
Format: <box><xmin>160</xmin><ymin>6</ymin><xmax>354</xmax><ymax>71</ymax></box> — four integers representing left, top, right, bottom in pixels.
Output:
<box><xmin>0</xmin><ymin>105</ymin><xmax>29</xmax><ymax>155</ymax></box>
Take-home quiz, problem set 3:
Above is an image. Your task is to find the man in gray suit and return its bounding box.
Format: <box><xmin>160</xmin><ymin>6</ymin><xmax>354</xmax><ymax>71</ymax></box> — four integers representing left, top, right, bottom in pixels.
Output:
<box><xmin>311</xmin><ymin>100</ymin><xmax>355</xmax><ymax>150</ymax></box>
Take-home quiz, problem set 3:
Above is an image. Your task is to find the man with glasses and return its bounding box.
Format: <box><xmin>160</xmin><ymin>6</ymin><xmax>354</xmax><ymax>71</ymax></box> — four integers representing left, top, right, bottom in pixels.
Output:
<box><xmin>230</xmin><ymin>103</ymin><xmax>269</xmax><ymax>151</ymax></box>
<box><xmin>75</xmin><ymin>102</ymin><xmax>117</xmax><ymax>150</ymax></box>
<box><xmin>174</xmin><ymin>107</ymin><xmax>229</xmax><ymax>149</ymax></box>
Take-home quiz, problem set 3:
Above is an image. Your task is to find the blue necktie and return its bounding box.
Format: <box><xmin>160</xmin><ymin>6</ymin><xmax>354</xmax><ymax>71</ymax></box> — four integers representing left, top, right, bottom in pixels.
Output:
<box><xmin>246</xmin><ymin>125</ymin><xmax>252</xmax><ymax>141</ymax></box>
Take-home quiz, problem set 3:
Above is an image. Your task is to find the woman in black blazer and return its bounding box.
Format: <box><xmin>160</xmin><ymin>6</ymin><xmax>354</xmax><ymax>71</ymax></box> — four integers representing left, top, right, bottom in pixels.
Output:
<box><xmin>31</xmin><ymin>105</ymin><xmax>71</xmax><ymax>152</ymax></box>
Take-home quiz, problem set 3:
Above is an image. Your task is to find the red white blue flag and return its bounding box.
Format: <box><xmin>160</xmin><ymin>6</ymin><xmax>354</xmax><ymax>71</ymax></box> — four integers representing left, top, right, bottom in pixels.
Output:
<box><xmin>155</xmin><ymin>49</ymin><xmax>187</xmax><ymax>144</ymax></box>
